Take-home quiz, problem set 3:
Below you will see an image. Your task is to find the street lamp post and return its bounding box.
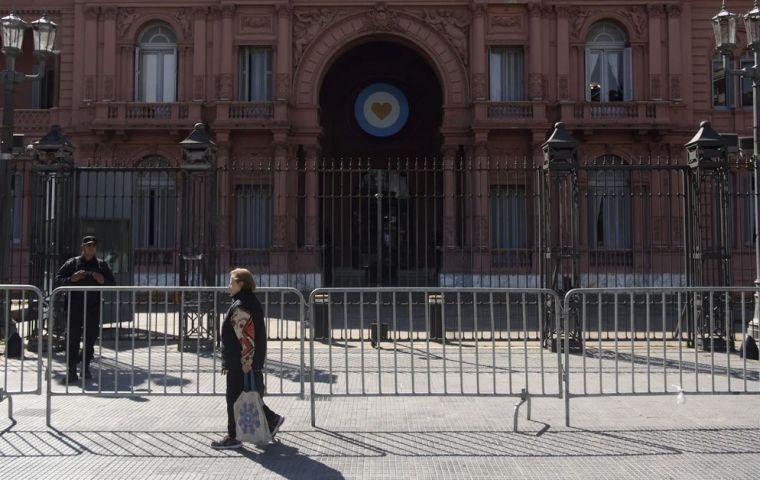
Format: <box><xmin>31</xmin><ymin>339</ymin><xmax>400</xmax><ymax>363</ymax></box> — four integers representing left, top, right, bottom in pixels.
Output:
<box><xmin>0</xmin><ymin>11</ymin><xmax>58</xmax><ymax>283</ymax></box>
<box><xmin>713</xmin><ymin>1</ymin><xmax>760</xmax><ymax>337</ymax></box>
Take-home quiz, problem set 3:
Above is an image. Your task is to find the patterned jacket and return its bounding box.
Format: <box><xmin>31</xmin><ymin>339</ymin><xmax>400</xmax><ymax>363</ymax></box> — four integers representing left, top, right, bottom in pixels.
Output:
<box><xmin>221</xmin><ymin>290</ymin><xmax>267</xmax><ymax>372</ymax></box>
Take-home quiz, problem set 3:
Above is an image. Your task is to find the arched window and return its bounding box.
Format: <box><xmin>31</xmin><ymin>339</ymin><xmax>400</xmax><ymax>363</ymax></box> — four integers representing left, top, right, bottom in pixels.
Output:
<box><xmin>588</xmin><ymin>155</ymin><xmax>631</xmax><ymax>251</ymax></box>
<box><xmin>585</xmin><ymin>22</ymin><xmax>632</xmax><ymax>102</ymax></box>
<box><xmin>135</xmin><ymin>156</ymin><xmax>176</xmax><ymax>250</ymax></box>
<box><xmin>135</xmin><ymin>24</ymin><xmax>177</xmax><ymax>102</ymax></box>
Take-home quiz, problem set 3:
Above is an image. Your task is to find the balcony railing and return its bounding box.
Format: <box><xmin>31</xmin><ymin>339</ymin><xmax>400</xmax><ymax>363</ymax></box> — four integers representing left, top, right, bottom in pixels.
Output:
<box><xmin>561</xmin><ymin>101</ymin><xmax>669</xmax><ymax>126</ymax></box>
<box><xmin>0</xmin><ymin>108</ymin><xmax>54</xmax><ymax>134</ymax></box>
<box><xmin>93</xmin><ymin>102</ymin><xmax>202</xmax><ymax>128</ymax></box>
<box><xmin>477</xmin><ymin>101</ymin><xmax>547</xmax><ymax>126</ymax></box>
<box><xmin>214</xmin><ymin>101</ymin><xmax>275</xmax><ymax>127</ymax></box>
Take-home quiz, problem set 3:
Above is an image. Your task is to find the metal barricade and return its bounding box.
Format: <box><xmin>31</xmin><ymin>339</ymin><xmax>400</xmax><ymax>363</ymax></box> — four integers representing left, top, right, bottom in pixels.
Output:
<box><xmin>0</xmin><ymin>285</ymin><xmax>44</xmax><ymax>421</ymax></box>
<box><xmin>562</xmin><ymin>287</ymin><xmax>760</xmax><ymax>426</ymax></box>
<box><xmin>308</xmin><ymin>288</ymin><xmax>563</xmax><ymax>431</ymax></box>
<box><xmin>46</xmin><ymin>286</ymin><xmax>305</xmax><ymax>427</ymax></box>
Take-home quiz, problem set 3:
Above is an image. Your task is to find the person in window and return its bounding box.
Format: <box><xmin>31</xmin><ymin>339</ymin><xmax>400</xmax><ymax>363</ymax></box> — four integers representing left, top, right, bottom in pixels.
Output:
<box><xmin>590</xmin><ymin>82</ymin><xmax>601</xmax><ymax>102</ymax></box>
<box><xmin>54</xmin><ymin>236</ymin><xmax>116</xmax><ymax>382</ymax></box>
<box><xmin>212</xmin><ymin>268</ymin><xmax>284</xmax><ymax>450</ymax></box>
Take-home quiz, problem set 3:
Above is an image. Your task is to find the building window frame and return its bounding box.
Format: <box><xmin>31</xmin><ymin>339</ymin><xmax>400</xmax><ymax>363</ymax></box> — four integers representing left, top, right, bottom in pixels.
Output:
<box><xmin>134</xmin><ymin>23</ymin><xmax>178</xmax><ymax>102</ymax></box>
<box><xmin>585</xmin><ymin>22</ymin><xmax>632</xmax><ymax>102</ymax></box>
<box><xmin>239</xmin><ymin>46</ymin><xmax>273</xmax><ymax>102</ymax></box>
<box><xmin>488</xmin><ymin>46</ymin><xmax>525</xmax><ymax>102</ymax></box>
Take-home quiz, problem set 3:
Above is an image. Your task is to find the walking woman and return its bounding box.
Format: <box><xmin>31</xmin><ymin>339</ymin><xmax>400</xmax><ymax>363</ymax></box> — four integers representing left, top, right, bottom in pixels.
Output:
<box><xmin>212</xmin><ymin>268</ymin><xmax>284</xmax><ymax>449</ymax></box>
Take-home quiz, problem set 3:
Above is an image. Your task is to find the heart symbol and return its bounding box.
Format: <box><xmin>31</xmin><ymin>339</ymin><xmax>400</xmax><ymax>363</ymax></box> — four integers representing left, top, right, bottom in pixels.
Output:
<box><xmin>371</xmin><ymin>102</ymin><xmax>392</xmax><ymax>120</ymax></box>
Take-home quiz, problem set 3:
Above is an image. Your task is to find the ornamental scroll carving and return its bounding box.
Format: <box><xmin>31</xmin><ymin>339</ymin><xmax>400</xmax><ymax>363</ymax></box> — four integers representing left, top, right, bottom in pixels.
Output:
<box><xmin>626</xmin><ymin>6</ymin><xmax>648</xmax><ymax>38</ymax></box>
<box><xmin>360</xmin><ymin>4</ymin><xmax>400</xmax><ymax>32</ymax></box>
<box><xmin>421</xmin><ymin>9</ymin><xmax>471</xmax><ymax>65</ymax></box>
<box><xmin>118</xmin><ymin>8</ymin><xmax>139</xmax><ymax>39</ymax></box>
<box><xmin>240</xmin><ymin>15</ymin><xmax>273</xmax><ymax>33</ymax></box>
<box><xmin>569</xmin><ymin>8</ymin><xmax>590</xmax><ymax>40</ymax></box>
<box><xmin>293</xmin><ymin>9</ymin><xmax>346</xmax><ymax>64</ymax></box>
<box><xmin>175</xmin><ymin>10</ymin><xmax>192</xmax><ymax>39</ymax></box>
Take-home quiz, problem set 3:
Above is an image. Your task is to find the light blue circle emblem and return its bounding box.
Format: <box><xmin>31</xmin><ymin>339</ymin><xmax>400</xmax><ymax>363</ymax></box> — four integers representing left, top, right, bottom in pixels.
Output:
<box><xmin>354</xmin><ymin>83</ymin><xmax>409</xmax><ymax>137</ymax></box>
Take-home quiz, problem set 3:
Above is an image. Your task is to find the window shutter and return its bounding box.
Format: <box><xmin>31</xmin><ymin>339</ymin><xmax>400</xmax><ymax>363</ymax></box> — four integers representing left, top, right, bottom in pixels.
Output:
<box><xmin>134</xmin><ymin>46</ymin><xmax>141</xmax><ymax>101</ymax></box>
<box><xmin>585</xmin><ymin>48</ymin><xmax>592</xmax><ymax>102</ymax></box>
<box><xmin>623</xmin><ymin>47</ymin><xmax>633</xmax><ymax>101</ymax></box>
<box><xmin>240</xmin><ymin>48</ymin><xmax>249</xmax><ymax>101</ymax></box>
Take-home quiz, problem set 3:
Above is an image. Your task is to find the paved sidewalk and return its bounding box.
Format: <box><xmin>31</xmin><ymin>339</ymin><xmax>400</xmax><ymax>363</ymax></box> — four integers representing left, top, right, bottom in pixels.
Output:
<box><xmin>1</xmin><ymin>341</ymin><xmax>759</xmax><ymax>479</ymax></box>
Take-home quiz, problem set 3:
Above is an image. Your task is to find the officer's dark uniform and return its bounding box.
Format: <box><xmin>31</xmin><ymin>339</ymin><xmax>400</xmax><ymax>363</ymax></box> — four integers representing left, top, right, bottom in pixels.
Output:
<box><xmin>55</xmin><ymin>238</ymin><xmax>115</xmax><ymax>378</ymax></box>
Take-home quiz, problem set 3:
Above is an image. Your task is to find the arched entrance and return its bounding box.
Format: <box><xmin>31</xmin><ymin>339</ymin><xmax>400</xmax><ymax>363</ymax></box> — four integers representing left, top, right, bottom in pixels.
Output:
<box><xmin>318</xmin><ymin>41</ymin><xmax>444</xmax><ymax>286</ymax></box>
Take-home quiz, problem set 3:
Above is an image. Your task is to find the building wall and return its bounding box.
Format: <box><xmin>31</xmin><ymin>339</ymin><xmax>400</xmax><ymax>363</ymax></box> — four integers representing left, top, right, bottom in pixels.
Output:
<box><xmin>4</xmin><ymin>0</ymin><xmax>758</xmax><ymax>287</ymax></box>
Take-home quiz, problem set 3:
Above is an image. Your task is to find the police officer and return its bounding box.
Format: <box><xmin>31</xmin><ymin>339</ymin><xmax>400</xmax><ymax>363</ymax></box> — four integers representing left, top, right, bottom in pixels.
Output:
<box><xmin>55</xmin><ymin>236</ymin><xmax>116</xmax><ymax>381</ymax></box>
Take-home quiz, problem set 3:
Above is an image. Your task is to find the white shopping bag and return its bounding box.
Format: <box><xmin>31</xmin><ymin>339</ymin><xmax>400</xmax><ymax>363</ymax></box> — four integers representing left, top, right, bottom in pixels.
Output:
<box><xmin>233</xmin><ymin>372</ymin><xmax>272</xmax><ymax>446</ymax></box>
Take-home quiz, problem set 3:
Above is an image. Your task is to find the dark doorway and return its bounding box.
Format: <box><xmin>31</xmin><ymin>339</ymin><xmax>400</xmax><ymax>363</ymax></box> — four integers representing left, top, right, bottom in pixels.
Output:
<box><xmin>318</xmin><ymin>41</ymin><xmax>444</xmax><ymax>286</ymax></box>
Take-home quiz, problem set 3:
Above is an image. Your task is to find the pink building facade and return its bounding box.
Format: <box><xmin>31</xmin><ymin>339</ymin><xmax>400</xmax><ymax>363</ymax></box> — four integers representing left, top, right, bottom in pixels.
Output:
<box><xmin>3</xmin><ymin>0</ymin><xmax>759</xmax><ymax>289</ymax></box>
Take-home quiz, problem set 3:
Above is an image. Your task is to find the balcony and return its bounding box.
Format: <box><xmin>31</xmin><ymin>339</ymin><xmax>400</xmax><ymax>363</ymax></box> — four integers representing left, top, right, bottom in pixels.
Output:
<box><xmin>213</xmin><ymin>101</ymin><xmax>278</xmax><ymax>129</ymax></box>
<box><xmin>474</xmin><ymin>101</ymin><xmax>547</xmax><ymax>128</ymax></box>
<box><xmin>0</xmin><ymin>108</ymin><xmax>56</xmax><ymax>136</ymax></box>
<box><xmin>92</xmin><ymin>102</ymin><xmax>202</xmax><ymax>131</ymax></box>
<box><xmin>560</xmin><ymin>101</ymin><xmax>671</xmax><ymax>129</ymax></box>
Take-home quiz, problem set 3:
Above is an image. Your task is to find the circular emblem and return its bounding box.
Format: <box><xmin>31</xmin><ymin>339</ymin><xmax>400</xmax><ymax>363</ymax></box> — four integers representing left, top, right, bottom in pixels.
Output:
<box><xmin>354</xmin><ymin>83</ymin><xmax>409</xmax><ymax>137</ymax></box>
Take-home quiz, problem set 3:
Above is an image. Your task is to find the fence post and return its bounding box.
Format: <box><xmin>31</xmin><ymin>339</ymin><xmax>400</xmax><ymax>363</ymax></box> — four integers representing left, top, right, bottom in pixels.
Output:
<box><xmin>684</xmin><ymin>121</ymin><xmax>733</xmax><ymax>351</ymax></box>
<box><xmin>541</xmin><ymin>122</ymin><xmax>581</xmax><ymax>351</ymax></box>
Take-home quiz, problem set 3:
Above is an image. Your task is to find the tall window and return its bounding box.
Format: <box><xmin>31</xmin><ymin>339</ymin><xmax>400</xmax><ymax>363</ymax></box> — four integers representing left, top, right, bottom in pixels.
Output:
<box><xmin>239</xmin><ymin>47</ymin><xmax>273</xmax><ymax>101</ymax></box>
<box><xmin>713</xmin><ymin>54</ymin><xmax>735</xmax><ymax>107</ymax></box>
<box><xmin>489</xmin><ymin>47</ymin><xmax>524</xmax><ymax>101</ymax></box>
<box><xmin>31</xmin><ymin>63</ymin><xmax>55</xmax><ymax>109</ymax></box>
<box><xmin>10</xmin><ymin>173</ymin><xmax>23</xmax><ymax>245</ymax></box>
<box><xmin>745</xmin><ymin>174</ymin><xmax>757</xmax><ymax>247</ymax></box>
<box><xmin>585</xmin><ymin>22</ymin><xmax>632</xmax><ymax>102</ymax></box>
<box><xmin>135</xmin><ymin>24</ymin><xmax>177</xmax><ymax>102</ymax></box>
<box><xmin>588</xmin><ymin>156</ymin><xmax>632</xmax><ymax>250</ymax></box>
<box><xmin>135</xmin><ymin>156</ymin><xmax>176</xmax><ymax>249</ymax></box>
<box><xmin>236</xmin><ymin>185</ymin><xmax>272</xmax><ymax>249</ymax></box>
<box><xmin>490</xmin><ymin>185</ymin><xmax>529</xmax><ymax>266</ymax></box>
<box><xmin>741</xmin><ymin>51</ymin><xmax>753</xmax><ymax>108</ymax></box>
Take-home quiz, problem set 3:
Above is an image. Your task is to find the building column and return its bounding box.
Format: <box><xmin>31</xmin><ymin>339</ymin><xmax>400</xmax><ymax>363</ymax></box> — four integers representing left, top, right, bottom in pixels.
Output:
<box><xmin>647</xmin><ymin>5</ymin><xmax>665</xmax><ymax>100</ymax></box>
<box><xmin>274</xmin><ymin>5</ymin><xmax>292</xmax><ymax>122</ymax></box>
<box><xmin>528</xmin><ymin>4</ymin><xmax>543</xmax><ymax>100</ymax></box>
<box><xmin>83</xmin><ymin>6</ymin><xmax>99</xmax><ymax>101</ymax></box>
<box><xmin>192</xmin><ymin>7</ymin><xmax>207</xmax><ymax>101</ymax></box>
<box><xmin>102</xmin><ymin>7</ymin><xmax>117</xmax><ymax>101</ymax></box>
<box><xmin>555</xmin><ymin>6</ymin><xmax>570</xmax><ymax>101</ymax></box>
<box><xmin>219</xmin><ymin>5</ymin><xmax>235</xmax><ymax>100</ymax></box>
<box><xmin>271</xmin><ymin>142</ymin><xmax>290</xmax><ymax>274</ymax></box>
<box><xmin>472</xmin><ymin>142</ymin><xmax>490</xmax><ymax>277</ymax></box>
<box><xmin>666</xmin><ymin>4</ymin><xmax>683</xmax><ymax>101</ymax></box>
<box><xmin>471</xmin><ymin>4</ymin><xmax>487</xmax><ymax>100</ymax></box>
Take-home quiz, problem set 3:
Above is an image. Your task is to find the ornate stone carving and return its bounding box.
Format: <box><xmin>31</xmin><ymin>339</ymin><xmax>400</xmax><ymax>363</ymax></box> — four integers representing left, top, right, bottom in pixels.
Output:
<box><xmin>118</xmin><ymin>8</ymin><xmax>139</xmax><ymax>39</ymax></box>
<box><xmin>569</xmin><ymin>8</ymin><xmax>590</xmax><ymax>40</ymax></box>
<box><xmin>540</xmin><ymin>5</ymin><xmax>554</xmax><ymax>18</ymax></box>
<box><xmin>558</xmin><ymin>75</ymin><xmax>569</xmax><ymax>100</ymax></box>
<box><xmin>217</xmin><ymin>73</ymin><xmax>233</xmax><ymax>100</ymax></box>
<box><xmin>646</xmin><ymin>4</ymin><xmax>665</xmax><ymax>18</ymax></box>
<box><xmin>490</xmin><ymin>15</ymin><xmax>523</xmax><ymax>32</ymax></box>
<box><xmin>175</xmin><ymin>10</ymin><xmax>192</xmax><ymax>39</ymax></box>
<box><xmin>555</xmin><ymin>5</ymin><xmax>573</xmax><ymax>18</ymax></box>
<box><xmin>192</xmin><ymin>6</ymin><xmax>207</xmax><ymax>18</ymax></box>
<box><xmin>422</xmin><ymin>9</ymin><xmax>471</xmax><ymax>64</ymax></box>
<box><xmin>472</xmin><ymin>73</ymin><xmax>487</xmax><ymax>100</ymax></box>
<box><xmin>627</xmin><ymin>6</ymin><xmax>648</xmax><ymax>38</ymax></box>
<box><xmin>194</xmin><ymin>76</ymin><xmax>204</xmax><ymax>100</ymax></box>
<box><xmin>361</xmin><ymin>4</ymin><xmax>399</xmax><ymax>32</ymax></box>
<box><xmin>670</xmin><ymin>74</ymin><xmax>681</xmax><ymax>100</ymax></box>
<box><xmin>102</xmin><ymin>6</ymin><xmax>117</xmax><ymax>21</ymax></box>
<box><xmin>528</xmin><ymin>73</ymin><xmax>543</xmax><ymax>100</ymax></box>
<box><xmin>276</xmin><ymin>73</ymin><xmax>290</xmax><ymax>100</ymax></box>
<box><xmin>84</xmin><ymin>6</ymin><xmax>99</xmax><ymax>20</ymax></box>
<box><xmin>471</xmin><ymin>3</ymin><xmax>487</xmax><ymax>18</ymax></box>
<box><xmin>527</xmin><ymin>3</ymin><xmax>542</xmax><ymax>18</ymax></box>
<box><xmin>240</xmin><ymin>15</ymin><xmax>273</xmax><ymax>33</ymax></box>
<box><xmin>293</xmin><ymin>9</ymin><xmax>345</xmax><ymax>63</ymax></box>
<box><xmin>666</xmin><ymin>4</ymin><xmax>682</xmax><ymax>18</ymax></box>
<box><xmin>104</xmin><ymin>75</ymin><xmax>114</xmax><ymax>100</ymax></box>
<box><xmin>221</xmin><ymin>4</ymin><xmax>236</xmax><ymax>17</ymax></box>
